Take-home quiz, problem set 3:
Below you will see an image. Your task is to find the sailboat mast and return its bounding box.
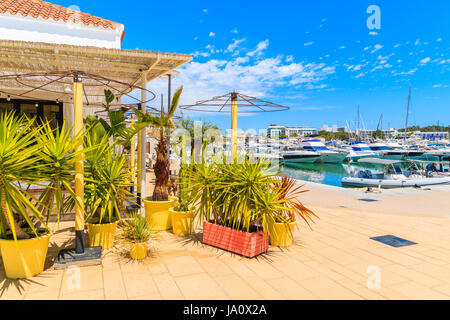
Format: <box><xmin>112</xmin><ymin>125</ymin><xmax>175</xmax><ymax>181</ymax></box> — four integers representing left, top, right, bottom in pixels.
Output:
<box><xmin>404</xmin><ymin>86</ymin><xmax>412</xmax><ymax>141</ymax></box>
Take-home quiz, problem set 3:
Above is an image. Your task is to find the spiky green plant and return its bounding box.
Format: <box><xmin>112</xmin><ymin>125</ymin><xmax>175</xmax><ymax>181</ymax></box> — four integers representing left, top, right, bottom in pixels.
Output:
<box><xmin>0</xmin><ymin>112</ymin><xmax>46</xmax><ymax>240</ymax></box>
<box><xmin>118</xmin><ymin>211</ymin><xmax>156</xmax><ymax>244</ymax></box>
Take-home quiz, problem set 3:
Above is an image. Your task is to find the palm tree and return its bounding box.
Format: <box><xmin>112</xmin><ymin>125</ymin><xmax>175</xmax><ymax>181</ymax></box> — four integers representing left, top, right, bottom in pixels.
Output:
<box><xmin>134</xmin><ymin>86</ymin><xmax>183</xmax><ymax>201</ymax></box>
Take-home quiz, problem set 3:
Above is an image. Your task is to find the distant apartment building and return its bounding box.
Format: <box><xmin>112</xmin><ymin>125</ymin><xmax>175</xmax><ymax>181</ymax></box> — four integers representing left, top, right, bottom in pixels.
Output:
<box><xmin>396</xmin><ymin>131</ymin><xmax>449</xmax><ymax>140</ymax></box>
<box><xmin>356</xmin><ymin>128</ymin><xmax>397</xmax><ymax>139</ymax></box>
<box><xmin>321</xmin><ymin>124</ymin><xmax>348</xmax><ymax>133</ymax></box>
<box><xmin>267</xmin><ymin>124</ymin><xmax>318</xmax><ymax>138</ymax></box>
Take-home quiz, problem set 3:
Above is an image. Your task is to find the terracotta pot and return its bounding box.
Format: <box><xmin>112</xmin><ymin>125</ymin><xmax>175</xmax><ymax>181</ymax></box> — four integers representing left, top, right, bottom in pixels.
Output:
<box><xmin>169</xmin><ymin>207</ymin><xmax>195</xmax><ymax>236</ymax></box>
<box><xmin>0</xmin><ymin>233</ymin><xmax>52</xmax><ymax>279</ymax></box>
<box><xmin>87</xmin><ymin>220</ymin><xmax>119</xmax><ymax>250</ymax></box>
<box><xmin>202</xmin><ymin>221</ymin><xmax>268</xmax><ymax>258</ymax></box>
<box><xmin>130</xmin><ymin>242</ymin><xmax>148</xmax><ymax>260</ymax></box>
<box><xmin>143</xmin><ymin>196</ymin><xmax>177</xmax><ymax>231</ymax></box>
<box><xmin>269</xmin><ymin>221</ymin><xmax>296</xmax><ymax>247</ymax></box>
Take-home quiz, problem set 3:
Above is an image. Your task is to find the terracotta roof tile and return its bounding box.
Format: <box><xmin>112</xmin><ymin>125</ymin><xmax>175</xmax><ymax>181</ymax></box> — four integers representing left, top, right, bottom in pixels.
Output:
<box><xmin>0</xmin><ymin>0</ymin><xmax>122</xmax><ymax>30</ymax></box>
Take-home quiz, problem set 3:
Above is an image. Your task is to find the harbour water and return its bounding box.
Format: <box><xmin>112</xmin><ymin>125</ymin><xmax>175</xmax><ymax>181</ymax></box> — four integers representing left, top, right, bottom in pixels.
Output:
<box><xmin>282</xmin><ymin>163</ymin><xmax>349</xmax><ymax>187</ymax></box>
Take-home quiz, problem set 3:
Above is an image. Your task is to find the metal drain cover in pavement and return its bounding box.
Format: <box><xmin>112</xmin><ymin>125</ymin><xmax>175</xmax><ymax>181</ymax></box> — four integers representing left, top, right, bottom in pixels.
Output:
<box><xmin>358</xmin><ymin>198</ymin><xmax>379</xmax><ymax>202</ymax></box>
<box><xmin>370</xmin><ymin>235</ymin><xmax>417</xmax><ymax>247</ymax></box>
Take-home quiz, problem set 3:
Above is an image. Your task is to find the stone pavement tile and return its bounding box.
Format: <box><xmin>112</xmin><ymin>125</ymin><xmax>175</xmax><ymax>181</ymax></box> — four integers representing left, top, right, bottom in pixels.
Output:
<box><xmin>164</xmin><ymin>255</ymin><xmax>205</xmax><ymax>277</ymax></box>
<box><xmin>410</xmin><ymin>263</ymin><xmax>450</xmax><ymax>282</ymax></box>
<box><xmin>103</xmin><ymin>268</ymin><xmax>127</xmax><ymax>299</ymax></box>
<box><xmin>384</xmin><ymin>264</ymin><xmax>443</xmax><ymax>287</ymax></box>
<box><xmin>153</xmin><ymin>272</ymin><xmax>184</xmax><ymax>299</ymax></box>
<box><xmin>197</xmin><ymin>257</ymin><xmax>235</xmax><ymax>277</ymax></box>
<box><xmin>334</xmin><ymin>277</ymin><xmax>386</xmax><ymax>300</ymax></box>
<box><xmin>242</xmin><ymin>276</ymin><xmax>285</xmax><ymax>300</ymax></box>
<box><xmin>347</xmin><ymin>248</ymin><xmax>396</xmax><ymax>267</ymax></box>
<box><xmin>242</xmin><ymin>259</ymin><xmax>284</xmax><ymax>280</ymax></box>
<box><xmin>60</xmin><ymin>288</ymin><xmax>105</xmax><ymax>300</ymax></box>
<box><xmin>147</xmin><ymin>259</ymin><xmax>169</xmax><ymax>275</ymax></box>
<box><xmin>302</xmin><ymin>260</ymin><xmax>346</xmax><ymax>281</ymax></box>
<box><xmin>218</xmin><ymin>255</ymin><xmax>257</xmax><ymax>277</ymax></box>
<box><xmin>388</xmin><ymin>282</ymin><xmax>449</xmax><ymax>300</ymax></box>
<box><xmin>122</xmin><ymin>270</ymin><xmax>159</xmax><ymax>298</ymax></box>
<box><xmin>26</xmin><ymin>270</ymin><xmax>64</xmax><ymax>293</ymax></box>
<box><xmin>396</xmin><ymin>248</ymin><xmax>448</xmax><ymax>266</ymax></box>
<box><xmin>266</xmin><ymin>277</ymin><xmax>318</xmax><ymax>300</ymax></box>
<box><xmin>369</xmin><ymin>247</ymin><xmax>423</xmax><ymax>266</ymax></box>
<box><xmin>270</xmin><ymin>258</ymin><xmax>322</xmax><ymax>281</ymax></box>
<box><xmin>0</xmin><ymin>281</ymin><xmax>28</xmax><ymax>300</ymax></box>
<box><xmin>24</xmin><ymin>288</ymin><xmax>60</xmax><ymax>300</ymax></box>
<box><xmin>345</xmin><ymin>262</ymin><xmax>409</xmax><ymax>287</ymax></box>
<box><xmin>130</xmin><ymin>293</ymin><xmax>162</xmax><ymax>300</ymax></box>
<box><xmin>60</xmin><ymin>265</ymin><xmax>103</xmax><ymax>296</ymax></box>
<box><xmin>419</xmin><ymin>249</ymin><xmax>450</xmax><ymax>264</ymax></box>
<box><xmin>299</xmin><ymin>277</ymin><xmax>364</xmax><ymax>300</ymax></box>
<box><xmin>174</xmin><ymin>273</ymin><xmax>229</xmax><ymax>299</ymax></box>
<box><xmin>118</xmin><ymin>257</ymin><xmax>150</xmax><ymax>274</ymax></box>
<box><xmin>433</xmin><ymin>284</ymin><xmax>450</xmax><ymax>296</ymax></box>
<box><xmin>213</xmin><ymin>274</ymin><xmax>261</xmax><ymax>300</ymax></box>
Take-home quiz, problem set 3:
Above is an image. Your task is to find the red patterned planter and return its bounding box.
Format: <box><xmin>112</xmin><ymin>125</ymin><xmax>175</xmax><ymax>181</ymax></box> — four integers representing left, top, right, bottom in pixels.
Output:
<box><xmin>202</xmin><ymin>221</ymin><xmax>268</xmax><ymax>258</ymax></box>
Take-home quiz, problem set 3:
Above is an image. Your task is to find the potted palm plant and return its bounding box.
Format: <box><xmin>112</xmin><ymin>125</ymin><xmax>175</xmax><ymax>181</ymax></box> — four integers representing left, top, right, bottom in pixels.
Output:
<box><xmin>269</xmin><ymin>176</ymin><xmax>317</xmax><ymax>247</ymax></box>
<box><xmin>0</xmin><ymin>113</ymin><xmax>79</xmax><ymax>278</ymax></box>
<box><xmin>169</xmin><ymin>135</ymin><xmax>195</xmax><ymax>236</ymax></box>
<box><xmin>134</xmin><ymin>87</ymin><xmax>183</xmax><ymax>231</ymax></box>
<box><xmin>118</xmin><ymin>210</ymin><xmax>155</xmax><ymax>260</ymax></box>
<box><xmin>188</xmin><ymin>156</ymin><xmax>288</xmax><ymax>258</ymax></box>
<box><xmin>82</xmin><ymin>135</ymin><xmax>135</xmax><ymax>250</ymax></box>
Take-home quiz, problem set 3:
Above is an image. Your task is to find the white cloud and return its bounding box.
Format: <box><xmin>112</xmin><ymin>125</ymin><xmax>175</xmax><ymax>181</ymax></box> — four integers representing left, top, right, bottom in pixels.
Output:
<box><xmin>420</xmin><ymin>57</ymin><xmax>431</xmax><ymax>64</ymax></box>
<box><xmin>230</xmin><ymin>28</ymin><xmax>239</xmax><ymax>34</ymax></box>
<box><xmin>355</xmin><ymin>72</ymin><xmax>365</xmax><ymax>79</ymax></box>
<box><xmin>304</xmin><ymin>42</ymin><xmax>314</xmax><ymax>46</ymax></box>
<box><xmin>286</xmin><ymin>55</ymin><xmax>294</xmax><ymax>62</ymax></box>
<box><xmin>394</xmin><ymin>68</ymin><xmax>417</xmax><ymax>76</ymax></box>
<box><xmin>369</xmin><ymin>31</ymin><xmax>378</xmax><ymax>36</ymax></box>
<box><xmin>437</xmin><ymin>38</ymin><xmax>442</xmax><ymax>42</ymax></box>
<box><xmin>432</xmin><ymin>84</ymin><xmax>448</xmax><ymax>88</ymax></box>
<box><xmin>370</xmin><ymin>44</ymin><xmax>383</xmax><ymax>54</ymax></box>
<box><xmin>338</xmin><ymin>46</ymin><xmax>346</xmax><ymax>49</ymax></box>
<box><xmin>363</xmin><ymin>46</ymin><xmax>370</xmax><ymax>51</ymax></box>
<box><xmin>247</xmin><ymin>39</ymin><xmax>269</xmax><ymax>56</ymax></box>
<box><xmin>414</xmin><ymin>39</ymin><xmax>421</xmax><ymax>45</ymax></box>
<box><xmin>394</xmin><ymin>44</ymin><xmax>401</xmax><ymax>48</ymax></box>
<box><xmin>202</xmin><ymin>9</ymin><xmax>208</xmax><ymax>13</ymax></box>
<box><xmin>225</xmin><ymin>38</ymin><xmax>246</xmax><ymax>53</ymax></box>
<box><xmin>209</xmin><ymin>32</ymin><xmax>215</xmax><ymax>37</ymax></box>
<box><xmin>193</xmin><ymin>36</ymin><xmax>198</xmax><ymax>41</ymax></box>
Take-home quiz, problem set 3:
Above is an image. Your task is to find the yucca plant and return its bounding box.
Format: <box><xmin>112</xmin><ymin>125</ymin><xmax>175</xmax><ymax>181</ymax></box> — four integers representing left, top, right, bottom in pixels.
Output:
<box><xmin>117</xmin><ymin>211</ymin><xmax>156</xmax><ymax>244</ymax></box>
<box><xmin>133</xmin><ymin>86</ymin><xmax>183</xmax><ymax>201</ymax></box>
<box><xmin>271</xmin><ymin>175</ymin><xmax>318</xmax><ymax>227</ymax></box>
<box><xmin>83</xmin><ymin>134</ymin><xmax>136</xmax><ymax>224</ymax></box>
<box><xmin>34</xmin><ymin>121</ymin><xmax>83</xmax><ymax>228</ymax></box>
<box><xmin>187</xmin><ymin>156</ymin><xmax>290</xmax><ymax>236</ymax></box>
<box><xmin>0</xmin><ymin>112</ymin><xmax>47</xmax><ymax>240</ymax></box>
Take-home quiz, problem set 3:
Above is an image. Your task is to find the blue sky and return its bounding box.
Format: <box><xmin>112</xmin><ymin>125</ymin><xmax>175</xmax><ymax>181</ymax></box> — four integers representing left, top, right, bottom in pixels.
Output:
<box><xmin>58</xmin><ymin>0</ymin><xmax>450</xmax><ymax>131</ymax></box>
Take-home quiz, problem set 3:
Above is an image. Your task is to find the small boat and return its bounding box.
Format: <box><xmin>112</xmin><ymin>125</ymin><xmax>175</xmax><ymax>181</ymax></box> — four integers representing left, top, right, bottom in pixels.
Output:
<box><xmin>341</xmin><ymin>158</ymin><xmax>450</xmax><ymax>188</ymax></box>
<box><xmin>344</xmin><ymin>141</ymin><xmax>379</xmax><ymax>161</ymax></box>
<box><xmin>299</xmin><ymin>139</ymin><xmax>348</xmax><ymax>163</ymax></box>
<box><xmin>281</xmin><ymin>147</ymin><xmax>321</xmax><ymax>164</ymax></box>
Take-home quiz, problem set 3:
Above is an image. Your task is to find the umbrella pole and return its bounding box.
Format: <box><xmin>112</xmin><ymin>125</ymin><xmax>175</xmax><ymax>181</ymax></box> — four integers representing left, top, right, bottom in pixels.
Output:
<box><xmin>73</xmin><ymin>75</ymin><xmax>85</xmax><ymax>254</ymax></box>
<box><xmin>54</xmin><ymin>74</ymin><xmax>102</xmax><ymax>268</ymax></box>
<box><xmin>231</xmin><ymin>92</ymin><xmax>238</xmax><ymax>159</ymax></box>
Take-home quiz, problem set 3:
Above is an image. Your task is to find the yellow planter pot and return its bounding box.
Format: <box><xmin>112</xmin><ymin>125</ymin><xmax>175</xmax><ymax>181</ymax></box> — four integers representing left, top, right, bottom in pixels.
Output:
<box><xmin>169</xmin><ymin>207</ymin><xmax>195</xmax><ymax>236</ymax></box>
<box><xmin>270</xmin><ymin>221</ymin><xmax>296</xmax><ymax>247</ymax></box>
<box><xmin>143</xmin><ymin>196</ymin><xmax>176</xmax><ymax>231</ymax></box>
<box><xmin>87</xmin><ymin>220</ymin><xmax>119</xmax><ymax>250</ymax></box>
<box><xmin>0</xmin><ymin>233</ymin><xmax>51</xmax><ymax>279</ymax></box>
<box><xmin>130</xmin><ymin>242</ymin><xmax>148</xmax><ymax>260</ymax></box>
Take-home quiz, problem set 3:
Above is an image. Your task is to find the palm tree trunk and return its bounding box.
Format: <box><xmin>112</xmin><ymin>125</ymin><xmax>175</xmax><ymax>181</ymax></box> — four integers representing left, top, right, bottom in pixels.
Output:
<box><xmin>1</xmin><ymin>190</ymin><xmax>30</xmax><ymax>239</ymax></box>
<box><xmin>152</xmin><ymin>138</ymin><xmax>169</xmax><ymax>201</ymax></box>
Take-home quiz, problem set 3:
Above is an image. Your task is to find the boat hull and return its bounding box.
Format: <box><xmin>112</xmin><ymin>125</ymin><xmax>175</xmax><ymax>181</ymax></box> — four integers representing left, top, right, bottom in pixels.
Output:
<box><xmin>341</xmin><ymin>176</ymin><xmax>450</xmax><ymax>189</ymax></box>
<box><xmin>317</xmin><ymin>152</ymin><xmax>347</xmax><ymax>163</ymax></box>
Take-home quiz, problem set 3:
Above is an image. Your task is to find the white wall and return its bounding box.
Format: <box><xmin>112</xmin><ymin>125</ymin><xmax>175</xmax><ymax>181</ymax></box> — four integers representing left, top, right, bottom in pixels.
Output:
<box><xmin>0</xmin><ymin>12</ymin><xmax>123</xmax><ymax>49</ymax></box>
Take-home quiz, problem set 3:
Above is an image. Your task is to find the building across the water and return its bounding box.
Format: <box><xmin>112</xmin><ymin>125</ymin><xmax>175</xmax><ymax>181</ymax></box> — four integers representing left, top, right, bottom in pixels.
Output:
<box><xmin>321</xmin><ymin>124</ymin><xmax>348</xmax><ymax>133</ymax></box>
<box><xmin>267</xmin><ymin>124</ymin><xmax>318</xmax><ymax>138</ymax></box>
